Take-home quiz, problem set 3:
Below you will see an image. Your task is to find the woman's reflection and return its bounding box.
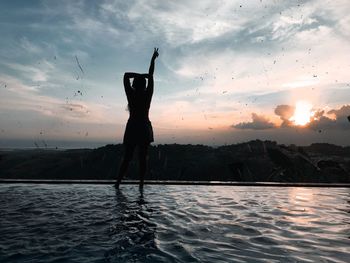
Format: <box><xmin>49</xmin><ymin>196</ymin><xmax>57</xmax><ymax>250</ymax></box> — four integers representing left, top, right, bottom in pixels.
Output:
<box><xmin>104</xmin><ymin>188</ymin><xmax>157</xmax><ymax>262</ymax></box>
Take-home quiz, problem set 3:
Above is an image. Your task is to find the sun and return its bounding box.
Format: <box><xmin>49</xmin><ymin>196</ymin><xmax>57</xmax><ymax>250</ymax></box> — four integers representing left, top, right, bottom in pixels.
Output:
<box><xmin>289</xmin><ymin>101</ymin><xmax>314</xmax><ymax>126</ymax></box>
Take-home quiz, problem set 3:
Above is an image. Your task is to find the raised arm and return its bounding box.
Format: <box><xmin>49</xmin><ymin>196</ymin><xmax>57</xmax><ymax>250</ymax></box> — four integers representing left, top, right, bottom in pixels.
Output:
<box><xmin>123</xmin><ymin>72</ymin><xmax>140</xmax><ymax>94</ymax></box>
<box><xmin>146</xmin><ymin>48</ymin><xmax>159</xmax><ymax>96</ymax></box>
<box><xmin>149</xmin><ymin>48</ymin><xmax>158</xmax><ymax>76</ymax></box>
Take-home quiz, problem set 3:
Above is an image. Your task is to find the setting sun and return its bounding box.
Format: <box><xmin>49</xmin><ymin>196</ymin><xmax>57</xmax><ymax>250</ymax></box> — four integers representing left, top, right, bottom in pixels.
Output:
<box><xmin>290</xmin><ymin>101</ymin><xmax>315</xmax><ymax>126</ymax></box>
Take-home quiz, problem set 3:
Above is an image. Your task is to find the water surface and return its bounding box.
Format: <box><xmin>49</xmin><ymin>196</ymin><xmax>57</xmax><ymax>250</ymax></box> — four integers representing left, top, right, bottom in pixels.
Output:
<box><xmin>0</xmin><ymin>184</ymin><xmax>349</xmax><ymax>262</ymax></box>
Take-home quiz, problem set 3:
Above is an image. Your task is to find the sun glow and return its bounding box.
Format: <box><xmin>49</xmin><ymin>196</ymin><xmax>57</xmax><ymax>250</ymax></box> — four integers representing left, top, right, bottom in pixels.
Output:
<box><xmin>290</xmin><ymin>101</ymin><xmax>315</xmax><ymax>126</ymax></box>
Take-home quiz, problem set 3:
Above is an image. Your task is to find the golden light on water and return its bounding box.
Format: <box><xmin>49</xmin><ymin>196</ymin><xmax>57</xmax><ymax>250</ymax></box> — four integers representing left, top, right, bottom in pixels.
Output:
<box><xmin>286</xmin><ymin>187</ymin><xmax>315</xmax><ymax>225</ymax></box>
<box><xmin>290</xmin><ymin>101</ymin><xmax>315</xmax><ymax>126</ymax></box>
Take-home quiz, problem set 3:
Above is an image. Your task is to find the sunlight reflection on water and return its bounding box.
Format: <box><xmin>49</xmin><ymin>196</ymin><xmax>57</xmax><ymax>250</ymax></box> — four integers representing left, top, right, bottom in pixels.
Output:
<box><xmin>0</xmin><ymin>184</ymin><xmax>349</xmax><ymax>262</ymax></box>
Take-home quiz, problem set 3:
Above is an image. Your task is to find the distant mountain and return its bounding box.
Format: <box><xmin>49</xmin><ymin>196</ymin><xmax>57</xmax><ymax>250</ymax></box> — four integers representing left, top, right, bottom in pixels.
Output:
<box><xmin>0</xmin><ymin>140</ymin><xmax>349</xmax><ymax>183</ymax></box>
<box><xmin>303</xmin><ymin>143</ymin><xmax>350</xmax><ymax>156</ymax></box>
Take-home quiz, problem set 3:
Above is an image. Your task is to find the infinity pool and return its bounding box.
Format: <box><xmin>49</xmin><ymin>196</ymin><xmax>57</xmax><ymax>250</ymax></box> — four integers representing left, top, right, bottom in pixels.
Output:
<box><xmin>0</xmin><ymin>184</ymin><xmax>349</xmax><ymax>262</ymax></box>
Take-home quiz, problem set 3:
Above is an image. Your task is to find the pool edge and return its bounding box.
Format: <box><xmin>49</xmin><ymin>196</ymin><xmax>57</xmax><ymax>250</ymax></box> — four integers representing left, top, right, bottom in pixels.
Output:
<box><xmin>0</xmin><ymin>179</ymin><xmax>349</xmax><ymax>187</ymax></box>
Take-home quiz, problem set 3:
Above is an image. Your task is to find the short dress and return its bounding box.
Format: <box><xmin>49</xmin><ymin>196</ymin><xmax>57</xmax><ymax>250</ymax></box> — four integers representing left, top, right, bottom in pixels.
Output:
<box><xmin>123</xmin><ymin>118</ymin><xmax>154</xmax><ymax>145</ymax></box>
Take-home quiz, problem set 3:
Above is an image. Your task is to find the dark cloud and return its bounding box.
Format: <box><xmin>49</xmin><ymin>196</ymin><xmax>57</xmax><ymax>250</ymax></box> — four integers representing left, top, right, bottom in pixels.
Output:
<box><xmin>307</xmin><ymin>105</ymin><xmax>350</xmax><ymax>131</ymax></box>
<box><xmin>233</xmin><ymin>113</ymin><xmax>275</xmax><ymax>130</ymax></box>
<box><xmin>308</xmin><ymin>105</ymin><xmax>350</xmax><ymax>131</ymax></box>
<box><xmin>308</xmin><ymin>115</ymin><xmax>335</xmax><ymax>131</ymax></box>
<box><xmin>313</xmin><ymin>109</ymin><xmax>324</xmax><ymax>119</ymax></box>
<box><xmin>327</xmin><ymin>105</ymin><xmax>350</xmax><ymax>118</ymax></box>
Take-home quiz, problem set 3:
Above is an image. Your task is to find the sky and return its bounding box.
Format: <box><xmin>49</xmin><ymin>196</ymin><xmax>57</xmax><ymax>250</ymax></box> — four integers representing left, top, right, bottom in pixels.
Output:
<box><xmin>0</xmin><ymin>0</ymin><xmax>350</xmax><ymax>148</ymax></box>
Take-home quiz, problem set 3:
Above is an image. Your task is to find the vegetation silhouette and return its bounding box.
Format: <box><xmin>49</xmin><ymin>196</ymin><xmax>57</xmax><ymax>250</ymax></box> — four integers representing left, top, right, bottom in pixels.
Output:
<box><xmin>1</xmin><ymin>141</ymin><xmax>350</xmax><ymax>183</ymax></box>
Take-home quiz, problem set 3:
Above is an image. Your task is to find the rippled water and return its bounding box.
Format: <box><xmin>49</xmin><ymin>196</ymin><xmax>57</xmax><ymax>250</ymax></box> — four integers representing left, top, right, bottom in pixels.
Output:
<box><xmin>0</xmin><ymin>185</ymin><xmax>349</xmax><ymax>263</ymax></box>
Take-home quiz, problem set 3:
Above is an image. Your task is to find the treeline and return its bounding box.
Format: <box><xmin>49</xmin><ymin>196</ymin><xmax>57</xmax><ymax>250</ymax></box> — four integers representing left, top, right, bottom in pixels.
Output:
<box><xmin>0</xmin><ymin>140</ymin><xmax>349</xmax><ymax>183</ymax></box>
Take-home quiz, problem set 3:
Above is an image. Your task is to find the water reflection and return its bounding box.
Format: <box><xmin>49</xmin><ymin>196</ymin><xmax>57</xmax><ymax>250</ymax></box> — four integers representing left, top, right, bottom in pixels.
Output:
<box><xmin>286</xmin><ymin>187</ymin><xmax>316</xmax><ymax>225</ymax></box>
<box><xmin>284</xmin><ymin>187</ymin><xmax>350</xmax><ymax>240</ymax></box>
<box><xmin>1</xmin><ymin>185</ymin><xmax>349</xmax><ymax>263</ymax></box>
<box><xmin>105</xmin><ymin>188</ymin><xmax>170</xmax><ymax>262</ymax></box>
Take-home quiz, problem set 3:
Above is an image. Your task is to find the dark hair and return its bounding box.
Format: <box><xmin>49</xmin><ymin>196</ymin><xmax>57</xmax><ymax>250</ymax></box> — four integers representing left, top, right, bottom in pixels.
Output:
<box><xmin>132</xmin><ymin>76</ymin><xmax>146</xmax><ymax>92</ymax></box>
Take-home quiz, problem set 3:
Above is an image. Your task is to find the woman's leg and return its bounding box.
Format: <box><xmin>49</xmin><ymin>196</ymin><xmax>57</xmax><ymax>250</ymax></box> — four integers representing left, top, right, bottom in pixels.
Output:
<box><xmin>138</xmin><ymin>144</ymin><xmax>149</xmax><ymax>189</ymax></box>
<box><xmin>115</xmin><ymin>144</ymin><xmax>136</xmax><ymax>187</ymax></box>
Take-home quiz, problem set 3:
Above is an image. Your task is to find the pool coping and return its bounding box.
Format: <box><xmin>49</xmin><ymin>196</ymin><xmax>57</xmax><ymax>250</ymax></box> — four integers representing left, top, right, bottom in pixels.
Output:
<box><xmin>0</xmin><ymin>179</ymin><xmax>349</xmax><ymax>187</ymax></box>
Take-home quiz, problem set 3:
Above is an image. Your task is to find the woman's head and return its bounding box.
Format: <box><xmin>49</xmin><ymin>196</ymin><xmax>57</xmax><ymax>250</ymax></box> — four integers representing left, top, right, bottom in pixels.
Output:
<box><xmin>132</xmin><ymin>76</ymin><xmax>146</xmax><ymax>92</ymax></box>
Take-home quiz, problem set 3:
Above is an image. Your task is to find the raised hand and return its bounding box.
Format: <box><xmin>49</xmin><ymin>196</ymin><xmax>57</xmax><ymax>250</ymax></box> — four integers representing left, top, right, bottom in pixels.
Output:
<box><xmin>152</xmin><ymin>48</ymin><xmax>159</xmax><ymax>60</ymax></box>
<box><xmin>149</xmin><ymin>48</ymin><xmax>158</xmax><ymax>77</ymax></box>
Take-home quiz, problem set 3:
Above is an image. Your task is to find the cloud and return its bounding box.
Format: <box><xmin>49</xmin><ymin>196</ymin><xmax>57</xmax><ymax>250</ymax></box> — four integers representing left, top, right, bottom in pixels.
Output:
<box><xmin>19</xmin><ymin>37</ymin><xmax>42</xmax><ymax>54</ymax></box>
<box><xmin>302</xmin><ymin>105</ymin><xmax>350</xmax><ymax>130</ymax></box>
<box><xmin>233</xmin><ymin>113</ymin><xmax>275</xmax><ymax>130</ymax></box>
<box><xmin>1</xmin><ymin>0</ymin><xmax>350</xmax><ymax>146</ymax></box>
<box><xmin>4</xmin><ymin>61</ymin><xmax>54</xmax><ymax>82</ymax></box>
<box><xmin>327</xmin><ymin>105</ymin><xmax>350</xmax><ymax>118</ymax></box>
<box><xmin>126</xmin><ymin>1</ymin><xmax>246</xmax><ymax>46</ymax></box>
<box><xmin>273</xmin><ymin>104</ymin><xmax>350</xmax><ymax>131</ymax></box>
<box><xmin>0</xmin><ymin>74</ymin><xmax>115</xmax><ymax>124</ymax></box>
<box><xmin>307</xmin><ymin>105</ymin><xmax>350</xmax><ymax>131</ymax></box>
<box><xmin>274</xmin><ymin>104</ymin><xmax>295</xmax><ymax>127</ymax></box>
<box><xmin>235</xmin><ymin>104</ymin><xmax>350</xmax><ymax>132</ymax></box>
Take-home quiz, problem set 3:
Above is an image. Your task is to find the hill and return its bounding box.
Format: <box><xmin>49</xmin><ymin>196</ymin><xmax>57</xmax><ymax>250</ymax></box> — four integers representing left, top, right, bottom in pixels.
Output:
<box><xmin>0</xmin><ymin>140</ymin><xmax>349</xmax><ymax>183</ymax></box>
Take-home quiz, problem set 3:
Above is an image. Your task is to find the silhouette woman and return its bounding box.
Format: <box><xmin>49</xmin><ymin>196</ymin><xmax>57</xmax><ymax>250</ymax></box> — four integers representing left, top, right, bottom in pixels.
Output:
<box><xmin>115</xmin><ymin>48</ymin><xmax>159</xmax><ymax>189</ymax></box>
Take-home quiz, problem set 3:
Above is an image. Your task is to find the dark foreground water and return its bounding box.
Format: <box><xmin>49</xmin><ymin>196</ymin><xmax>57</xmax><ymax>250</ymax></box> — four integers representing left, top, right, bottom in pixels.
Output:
<box><xmin>0</xmin><ymin>185</ymin><xmax>349</xmax><ymax>263</ymax></box>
